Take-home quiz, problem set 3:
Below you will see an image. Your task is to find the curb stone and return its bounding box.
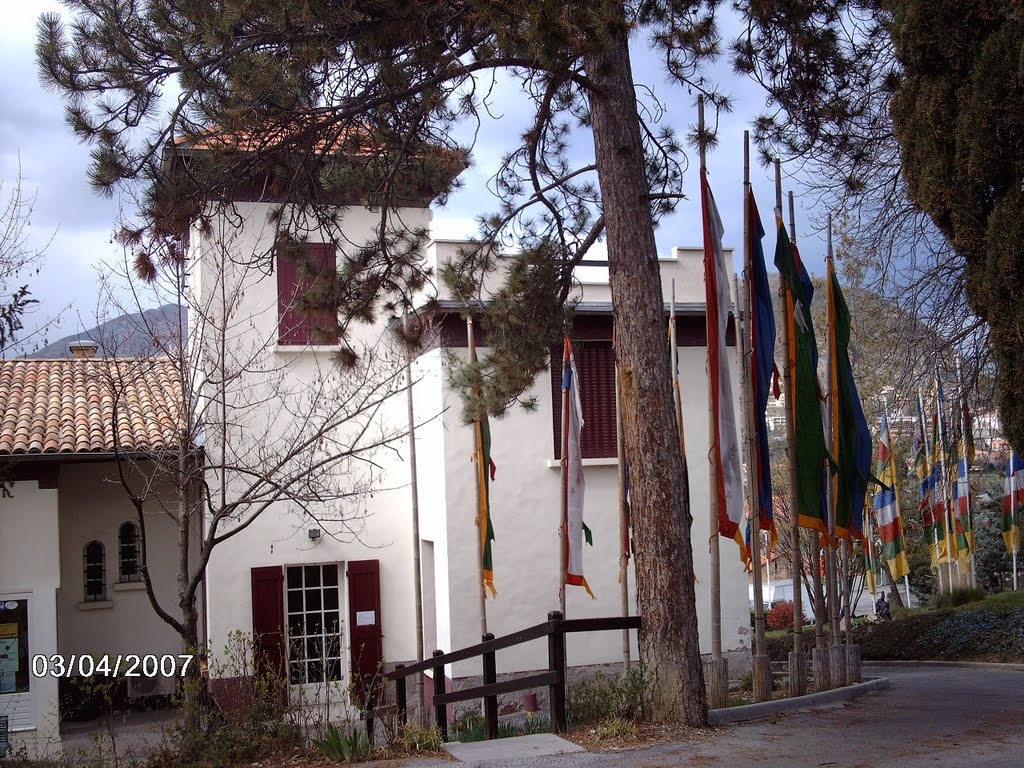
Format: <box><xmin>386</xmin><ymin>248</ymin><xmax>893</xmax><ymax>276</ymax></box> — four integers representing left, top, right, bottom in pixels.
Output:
<box><xmin>863</xmin><ymin>659</ymin><xmax>1024</xmax><ymax>672</ymax></box>
<box><xmin>706</xmin><ymin>677</ymin><xmax>890</xmax><ymax>725</ymax></box>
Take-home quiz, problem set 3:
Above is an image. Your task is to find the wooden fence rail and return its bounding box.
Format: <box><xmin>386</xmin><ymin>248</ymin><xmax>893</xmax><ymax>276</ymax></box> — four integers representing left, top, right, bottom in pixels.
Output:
<box><xmin>377</xmin><ymin>611</ymin><xmax>641</xmax><ymax>742</ymax></box>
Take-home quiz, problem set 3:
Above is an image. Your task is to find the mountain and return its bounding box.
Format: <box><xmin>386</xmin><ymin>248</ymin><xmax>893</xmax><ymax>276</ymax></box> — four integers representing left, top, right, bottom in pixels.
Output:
<box><xmin>27</xmin><ymin>305</ymin><xmax>186</xmax><ymax>359</ymax></box>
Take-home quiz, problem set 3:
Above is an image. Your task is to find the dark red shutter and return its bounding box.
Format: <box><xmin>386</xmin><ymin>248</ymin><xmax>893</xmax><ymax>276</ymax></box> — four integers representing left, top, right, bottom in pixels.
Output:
<box><xmin>250</xmin><ymin>566</ymin><xmax>286</xmax><ymax>681</ymax></box>
<box><xmin>551</xmin><ymin>341</ymin><xmax>618</xmax><ymax>459</ymax></box>
<box><xmin>347</xmin><ymin>559</ymin><xmax>383</xmax><ymax>703</ymax></box>
<box><xmin>277</xmin><ymin>243</ymin><xmax>339</xmax><ymax>345</ymax></box>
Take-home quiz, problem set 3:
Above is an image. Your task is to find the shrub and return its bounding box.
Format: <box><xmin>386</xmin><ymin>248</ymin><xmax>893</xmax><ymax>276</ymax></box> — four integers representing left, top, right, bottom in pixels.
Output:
<box><xmin>933</xmin><ymin>587</ymin><xmax>986</xmax><ymax>610</ymax></box>
<box><xmin>398</xmin><ymin>723</ymin><xmax>443</xmax><ymax>753</ymax></box>
<box><xmin>567</xmin><ymin>666</ymin><xmax>649</xmax><ymax>727</ymax></box>
<box><xmin>314</xmin><ymin>724</ymin><xmax>371</xmax><ymax>763</ymax></box>
<box><xmin>766</xmin><ymin>601</ymin><xmax>795</xmax><ymax>631</ymax></box>
<box><xmin>592</xmin><ymin>716</ymin><xmax>639</xmax><ymax>741</ymax></box>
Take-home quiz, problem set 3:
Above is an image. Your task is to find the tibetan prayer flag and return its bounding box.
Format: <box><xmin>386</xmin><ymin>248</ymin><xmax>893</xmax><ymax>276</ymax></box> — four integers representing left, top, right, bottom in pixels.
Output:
<box><xmin>702</xmin><ymin>168</ymin><xmax>747</xmax><ymax>561</ymax></box>
<box><xmin>745</xmin><ymin>189</ymin><xmax>778</xmax><ymax>556</ymax></box>
<box><xmin>873</xmin><ymin>410</ymin><xmax>910</xmax><ymax>580</ymax></box>
<box><xmin>562</xmin><ymin>337</ymin><xmax>594</xmax><ymax>598</ymax></box>
<box><xmin>915</xmin><ymin>393</ymin><xmax>939</xmax><ymax>567</ymax></box>
<box><xmin>828</xmin><ymin>261</ymin><xmax>873</xmax><ymax>540</ymax></box>
<box><xmin>1003</xmin><ymin>451</ymin><xmax>1023</xmax><ymax>555</ymax></box>
<box><xmin>774</xmin><ymin>215</ymin><xmax>828</xmax><ymax>534</ymax></box>
<box><xmin>477</xmin><ymin>414</ymin><xmax>498</xmax><ymax>597</ymax></box>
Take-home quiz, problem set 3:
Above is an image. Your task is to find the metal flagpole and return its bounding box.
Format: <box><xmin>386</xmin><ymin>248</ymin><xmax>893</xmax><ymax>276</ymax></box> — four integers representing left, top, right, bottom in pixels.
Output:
<box><xmin>825</xmin><ymin>217</ymin><xmax>844</xmax><ymax>685</ymax></box>
<box><xmin>405</xmin><ymin>322</ymin><xmax>425</xmax><ymax>721</ymax></box>
<box><xmin>740</xmin><ymin>131</ymin><xmax>771</xmax><ymax>701</ymax></box>
<box><xmin>776</xmin><ymin>160</ymin><xmax>806</xmax><ymax>697</ymax></box>
<box><xmin>614</xmin><ymin>330</ymin><xmax>631</xmax><ymax>670</ymax></box>
<box><xmin>698</xmin><ymin>96</ymin><xmax>728</xmax><ymax>709</ymax></box>
<box><xmin>467</xmin><ymin>316</ymin><xmax>489</xmax><ymax>636</ymax></box>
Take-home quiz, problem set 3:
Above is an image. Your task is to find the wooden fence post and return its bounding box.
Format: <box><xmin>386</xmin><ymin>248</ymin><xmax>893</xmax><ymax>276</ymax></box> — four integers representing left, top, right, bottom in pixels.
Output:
<box><xmin>432</xmin><ymin>649</ymin><xmax>448</xmax><ymax>742</ymax></box>
<box><xmin>547</xmin><ymin>611</ymin><xmax>567</xmax><ymax>733</ymax></box>
<box><xmin>481</xmin><ymin>632</ymin><xmax>498</xmax><ymax>739</ymax></box>
<box><xmin>394</xmin><ymin>664</ymin><xmax>407</xmax><ymax>726</ymax></box>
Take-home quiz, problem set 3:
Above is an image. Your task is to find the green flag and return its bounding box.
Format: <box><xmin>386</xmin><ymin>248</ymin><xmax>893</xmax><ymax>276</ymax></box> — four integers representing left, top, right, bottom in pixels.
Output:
<box><xmin>774</xmin><ymin>222</ymin><xmax>828</xmax><ymax>533</ymax></box>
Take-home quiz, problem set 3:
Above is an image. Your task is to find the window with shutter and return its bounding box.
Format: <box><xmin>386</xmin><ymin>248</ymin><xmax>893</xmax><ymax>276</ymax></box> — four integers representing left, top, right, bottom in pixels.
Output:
<box><xmin>277</xmin><ymin>243</ymin><xmax>339</xmax><ymax>346</ymax></box>
<box><xmin>551</xmin><ymin>340</ymin><xmax>618</xmax><ymax>459</ymax></box>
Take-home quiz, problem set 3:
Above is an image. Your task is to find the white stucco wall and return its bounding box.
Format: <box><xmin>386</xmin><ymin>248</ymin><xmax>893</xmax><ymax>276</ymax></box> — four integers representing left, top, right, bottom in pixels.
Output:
<box><xmin>0</xmin><ymin>480</ymin><xmax>61</xmax><ymax>758</ymax></box>
<box><xmin>432</xmin><ymin>248</ymin><xmax>749</xmax><ymax>677</ymax></box>
<box><xmin>189</xmin><ymin>201</ymin><xmax>435</xmax><ymax>675</ymax></box>
<box><xmin>56</xmin><ymin>463</ymin><xmax>195</xmax><ymax>665</ymax></box>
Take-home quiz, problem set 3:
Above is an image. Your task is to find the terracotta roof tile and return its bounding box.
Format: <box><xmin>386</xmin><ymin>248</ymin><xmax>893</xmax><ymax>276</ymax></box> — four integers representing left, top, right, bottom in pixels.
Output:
<box><xmin>0</xmin><ymin>358</ymin><xmax>183</xmax><ymax>456</ymax></box>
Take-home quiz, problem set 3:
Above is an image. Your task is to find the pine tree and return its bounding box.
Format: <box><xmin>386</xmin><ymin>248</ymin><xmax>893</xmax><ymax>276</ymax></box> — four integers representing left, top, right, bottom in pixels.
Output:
<box><xmin>36</xmin><ymin>0</ymin><xmax>744</xmax><ymax>724</ymax></box>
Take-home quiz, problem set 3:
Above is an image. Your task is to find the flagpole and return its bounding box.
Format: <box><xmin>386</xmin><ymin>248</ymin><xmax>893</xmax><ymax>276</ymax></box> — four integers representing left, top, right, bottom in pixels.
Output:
<box><xmin>560</xmin><ymin>339</ymin><xmax>570</xmax><ymax>617</ymax></box>
<box><xmin>956</xmin><ymin>358</ymin><xmax>978</xmax><ymax>589</ymax></box>
<box><xmin>776</xmin><ymin>160</ymin><xmax>807</xmax><ymax>697</ymax></box>
<box><xmin>936</xmin><ymin>370</ymin><xmax>956</xmax><ymax>591</ymax></box>
<box><xmin>467</xmin><ymin>316</ymin><xmax>489</xmax><ymax>636</ymax></box>
<box><xmin>405</xmin><ymin>322</ymin><xmax>425</xmax><ymax>721</ymax></box>
<box><xmin>824</xmin><ymin>217</ymin><xmax>844</xmax><ymax>686</ymax></box>
<box><xmin>614</xmin><ymin>331</ymin><xmax>631</xmax><ymax>670</ymax></box>
<box><xmin>741</xmin><ymin>131</ymin><xmax>771</xmax><ymax>702</ymax></box>
<box><xmin>699</xmin><ymin>96</ymin><xmax>728</xmax><ymax>710</ymax></box>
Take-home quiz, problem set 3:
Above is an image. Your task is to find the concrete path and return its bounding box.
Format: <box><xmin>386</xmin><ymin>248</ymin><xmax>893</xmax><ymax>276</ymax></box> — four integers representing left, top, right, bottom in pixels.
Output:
<box><xmin>400</xmin><ymin>664</ymin><xmax>1024</xmax><ymax>768</ymax></box>
<box><xmin>444</xmin><ymin>734</ymin><xmax>583</xmax><ymax>763</ymax></box>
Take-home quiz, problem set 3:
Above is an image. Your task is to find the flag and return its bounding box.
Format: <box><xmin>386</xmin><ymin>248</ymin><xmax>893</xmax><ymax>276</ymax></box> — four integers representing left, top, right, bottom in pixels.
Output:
<box><xmin>562</xmin><ymin>337</ymin><xmax>594</xmax><ymax>598</ymax></box>
<box><xmin>873</xmin><ymin>410</ymin><xmax>910</xmax><ymax>580</ymax></box>
<box><xmin>951</xmin><ymin>418</ymin><xmax>973</xmax><ymax>569</ymax></box>
<box><xmin>773</xmin><ymin>214</ymin><xmax>828</xmax><ymax>533</ymax></box>
<box><xmin>864</xmin><ymin>492</ymin><xmax>878</xmax><ymax>594</ymax></box>
<box><xmin>744</xmin><ymin>189</ymin><xmax>778</xmax><ymax>556</ymax></box>
<box><xmin>914</xmin><ymin>393</ymin><xmax>939</xmax><ymax>568</ymax></box>
<box><xmin>701</xmin><ymin>168</ymin><xmax>747</xmax><ymax>561</ymax></box>
<box><xmin>827</xmin><ymin>260</ymin><xmax>873</xmax><ymax>539</ymax></box>
<box><xmin>1003</xmin><ymin>451</ymin><xmax>1023</xmax><ymax>555</ymax></box>
<box><xmin>932</xmin><ymin>372</ymin><xmax>955</xmax><ymax>564</ymax></box>
<box><xmin>477</xmin><ymin>413</ymin><xmax>498</xmax><ymax>597</ymax></box>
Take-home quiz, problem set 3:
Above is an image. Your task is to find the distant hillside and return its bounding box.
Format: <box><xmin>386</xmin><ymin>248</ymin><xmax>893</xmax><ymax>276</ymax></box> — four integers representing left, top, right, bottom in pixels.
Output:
<box><xmin>28</xmin><ymin>305</ymin><xmax>186</xmax><ymax>359</ymax></box>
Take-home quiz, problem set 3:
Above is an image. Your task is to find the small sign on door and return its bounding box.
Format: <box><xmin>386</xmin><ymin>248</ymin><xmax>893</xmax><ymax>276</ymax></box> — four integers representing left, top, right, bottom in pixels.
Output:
<box><xmin>355</xmin><ymin>610</ymin><xmax>376</xmax><ymax>626</ymax></box>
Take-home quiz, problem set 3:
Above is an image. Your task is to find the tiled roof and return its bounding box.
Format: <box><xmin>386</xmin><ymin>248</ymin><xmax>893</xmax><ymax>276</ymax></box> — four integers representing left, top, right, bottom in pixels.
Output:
<box><xmin>0</xmin><ymin>358</ymin><xmax>183</xmax><ymax>456</ymax></box>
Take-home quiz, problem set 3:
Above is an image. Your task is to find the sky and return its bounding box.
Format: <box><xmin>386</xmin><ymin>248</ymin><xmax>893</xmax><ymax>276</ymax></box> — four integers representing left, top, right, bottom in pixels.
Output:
<box><xmin>0</xmin><ymin>2</ymin><xmax>829</xmax><ymax>347</ymax></box>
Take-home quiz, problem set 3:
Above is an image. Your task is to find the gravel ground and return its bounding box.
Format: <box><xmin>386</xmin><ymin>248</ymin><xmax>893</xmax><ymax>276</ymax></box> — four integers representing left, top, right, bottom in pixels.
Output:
<box><xmin>394</xmin><ymin>663</ymin><xmax>1024</xmax><ymax>768</ymax></box>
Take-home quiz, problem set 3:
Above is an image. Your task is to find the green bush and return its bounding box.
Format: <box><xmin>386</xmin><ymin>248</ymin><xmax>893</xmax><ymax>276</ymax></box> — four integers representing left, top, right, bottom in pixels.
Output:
<box><xmin>398</xmin><ymin>722</ymin><xmax>443</xmax><ymax>753</ymax></box>
<box><xmin>567</xmin><ymin>666</ymin><xmax>649</xmax><ymax>727</ymax></box>
<box><xmin>314</xmin><ymin>724</ymin><xmax>371</xmax><ymax>763</ymax></box>
<box><xmin>932</xmin><ymin>587</ymin><xmax>986</xmax><ymax>610</ymax></box>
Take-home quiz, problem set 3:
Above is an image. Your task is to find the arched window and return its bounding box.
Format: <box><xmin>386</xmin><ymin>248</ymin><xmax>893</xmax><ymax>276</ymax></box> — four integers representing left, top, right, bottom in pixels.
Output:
<box><xmin>118</xmin><ymin>522</ymin><xmax>141</xmax><ymax>583</ymax></box>
<box><xmin>83</xmin><ymin>541</ymin><xmax>106</xmax><ymax>601</ymax></box>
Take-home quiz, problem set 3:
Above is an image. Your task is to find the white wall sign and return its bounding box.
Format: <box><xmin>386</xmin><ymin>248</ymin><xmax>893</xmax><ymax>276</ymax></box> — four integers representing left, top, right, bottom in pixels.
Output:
<box><xmin>355</xmin><ymin>611</ymin><xmax>375</xmax><ymax>626</ymax></box>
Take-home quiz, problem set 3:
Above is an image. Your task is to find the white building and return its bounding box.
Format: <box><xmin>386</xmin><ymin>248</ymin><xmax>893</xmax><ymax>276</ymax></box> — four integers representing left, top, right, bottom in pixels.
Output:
<box><xmin>0</xmin><ymin>353</ymin><xmax>196</xmax><ymax>758</ymax></box>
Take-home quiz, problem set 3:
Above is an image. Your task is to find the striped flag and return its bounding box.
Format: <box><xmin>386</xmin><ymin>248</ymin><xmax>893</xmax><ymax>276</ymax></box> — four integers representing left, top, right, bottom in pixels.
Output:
<box><xmin>914</xmin><ymin>393</ymin><xmax>939</xmax><ymax>568</ymax></box>
<box><xmin>932</xmin><ymin>372</ymin><xmax>956</xmax><ymax>565</ymax></box>
<box><xmin>701</xmin><ymin>168</ymin><xmax>747</xmax><ymax>561</ymax></box>
<box><xmin>477</xmin><ymin>413</ymin><xmax>498</xmax><ymax>597</ymax></box>
<box><xmin>745</xmin><ymin>189</ymin><xmax>778</xmax><ymax>556</ymax></box>
<box><xmin>864</xmin><ymin>492</ymin><xmax>879</xmax><ymax>595</ymax></box>
<box><xmin>951</xmin><ymin>421</ymin><xmax>973</xmax><ymax>569</ymax></box>
<box><xmin>562</xmin><ymin>337</ymin><xmax>594</xmax><ymax>598</ymax></box>
<box><xmin>1003</xmin><ymin>451</ymin><xmax>1023</xmax><ymax>555</ymax></box>
<box><xmin>873</xmin><ymin>410</ymin><xmax>910</xmax><ymax>580</ymax></box>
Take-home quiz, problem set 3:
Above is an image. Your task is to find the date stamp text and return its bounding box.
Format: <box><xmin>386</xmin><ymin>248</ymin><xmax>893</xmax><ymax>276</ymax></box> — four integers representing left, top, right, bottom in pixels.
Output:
<box><xmin>31</xmin><ymin>654</ymin><xmax>194</xmax><ymax>678</ymax></box>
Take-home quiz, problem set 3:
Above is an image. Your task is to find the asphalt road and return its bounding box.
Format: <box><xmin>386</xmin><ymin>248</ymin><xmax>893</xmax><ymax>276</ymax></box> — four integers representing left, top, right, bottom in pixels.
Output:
<box><xmin>403</xmin><ymin>664</ymin><xmax>1024</xmax><ymax>768</ymax></box>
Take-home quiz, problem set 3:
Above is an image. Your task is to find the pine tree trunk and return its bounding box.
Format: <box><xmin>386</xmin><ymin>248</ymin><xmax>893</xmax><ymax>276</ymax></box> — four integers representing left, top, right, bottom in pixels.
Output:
<box><xmin>584</xmin><ymin>17</ymin><xmax>707</xmax><ymax>726</ymax></box>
